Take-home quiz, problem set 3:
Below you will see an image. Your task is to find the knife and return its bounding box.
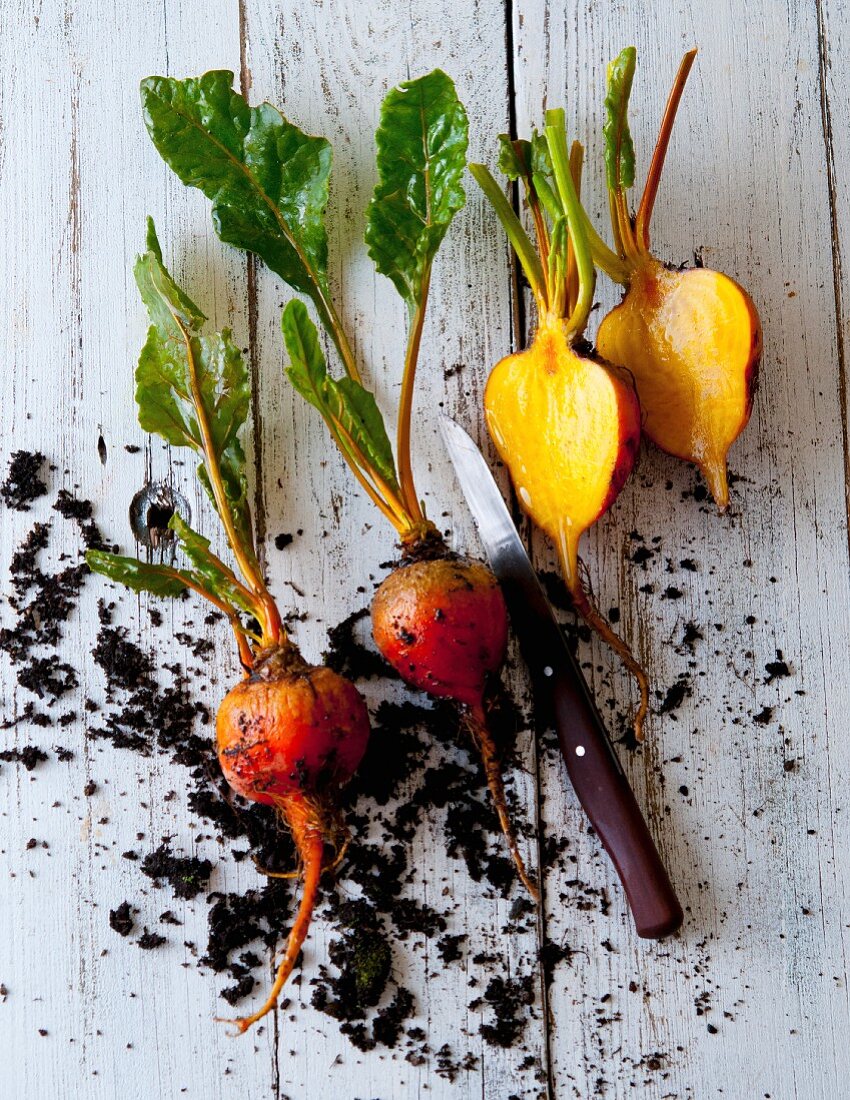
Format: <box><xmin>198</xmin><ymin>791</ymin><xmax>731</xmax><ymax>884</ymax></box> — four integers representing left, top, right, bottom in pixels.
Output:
<box><xmin>440</xmin><ymin>416</ymin><xmax>683</xmax><ymax>939</ymax></box>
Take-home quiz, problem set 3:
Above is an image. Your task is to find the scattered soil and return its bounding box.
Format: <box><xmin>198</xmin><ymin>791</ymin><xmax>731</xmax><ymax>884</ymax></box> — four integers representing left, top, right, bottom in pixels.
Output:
<box><xmin>141</xmin><ymin>842</ymin><xmax>213</xmax><ymax>900</ymax></box>
<box><xmin>437</xmin><ymin>933</ymin><xmax>466</xmax><ymax>964</ymax></box>
<box><xmin>541</xmin><ymin>940</ymin><xmax>573</xmax><ymax>986</ymax></box>
<box><xmin>324</xmin><ymin>608</ymin><xmax>396</xmax><ymax>682</ymax></box>
<box><xmin>0</xmin><ymin>746</ymin><xmax>50</xmax><ymax>771</ymax></box>
<box><xmin>765</xmin><ymin>652</ymin><xmax>791</xmax><ymax>684</ymax></box>
<box><xmin>17</xmin><ymin>656</ymin><xmax>78</xmax><ymax>700</ymax></box>
<box><xmin>631</xmin><ymin>545</ymin><xmax>654</xmax><ymax>566</ymax></box>
<box><xmin>435</xmin><ymin>1043</ymin><xmax>478</xmax><ymax>1082</ymax></box>
<box><xmin>0</xmin><ymin>458</ymin><xmax>793</xmax><ymax>1087</ymax></box>
<box><xmin>109</xmin><ymin>902</ymin><xmax>135</xmax><ymax>937</ymax></box>
<box><xmin>473</xmin><ymin>974</ymin><xmax>536</xmax><ymax>1048</ymax></box>
<box><xmin>137</xmin><ymin>928</ymin><xmax>167</xmax><ymax>950</ymax></box>
<box><xmin>1</xmin><ymin>452</ymin><xmax>47</xmax><ymax>511</ymax></box>
<box><xmin>0</xmin><ymin>484</ymin><xmax>108</xmax><ymax>720</ymax></box>
<box><xmin>53</xmin><ymin>489</ymin><xmax>108</xmax><ymax>550</ymax></box>
<box><xmin>658</xmin><ymin>676</ymin><xmax>692</xmax><ymax>715</ymax></box>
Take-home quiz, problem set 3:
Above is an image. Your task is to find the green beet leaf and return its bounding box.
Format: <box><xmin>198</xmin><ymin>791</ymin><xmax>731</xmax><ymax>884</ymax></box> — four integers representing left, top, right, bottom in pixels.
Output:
<box><xmin>86</xmin><ymin>520</ymin><xmax>260</xmax><ymax>623</ymax></box>
<box><xmin>85</xmin><ymin>550</ymin><xmax>188</xmax><ymax>599</ymax></box>
<box><xmin>167</xmin><ymin>513</ymin><xmax>258</xmax><ymax>619</ymax></box>
<box><xmin>497</xmin><ymin>134</ymin><xmax>531</xmax><ymax>182</ymax></box>
<box><xmin>283</xmin><ymin>300</ymin><xmax>399</xmax><ymax>491</ymax></box>
<box><xmin>530</xmin><ymin>129</ymin><xmax>555</xmax><ymax>184</ymax></box>
<box><xmin>133</xmin><ymin>217</ymin><xmax>254</xmax><ymax>557</ymax></box>
<box><xmin>365</xmin><ymin>69</ymin><xmax>468</xmax><ymax>311</ymax></box>
<box><xmin>140</xmin><ymin>71</ymin><xmax>331</xmax><ymax>307</ymax></box>
<box><xmin>603</xmin><ymin>47</ymin><xmax>637</xmax><ymax>193</ymax></box>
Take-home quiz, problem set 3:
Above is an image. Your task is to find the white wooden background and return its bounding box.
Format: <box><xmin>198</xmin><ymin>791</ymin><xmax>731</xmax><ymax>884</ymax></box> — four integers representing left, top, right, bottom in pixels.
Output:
<box><xmin>1</xmin><ymin>1</ymin><xmax>848</xmax><ymax>1097</ymax></box>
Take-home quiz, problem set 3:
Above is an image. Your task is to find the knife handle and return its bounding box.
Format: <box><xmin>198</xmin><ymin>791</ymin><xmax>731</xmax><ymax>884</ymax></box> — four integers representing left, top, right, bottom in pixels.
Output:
<box><xmin>542</xmin><ymin>657</ymin><xmax>683</xmax><ymax>939</ymax></box>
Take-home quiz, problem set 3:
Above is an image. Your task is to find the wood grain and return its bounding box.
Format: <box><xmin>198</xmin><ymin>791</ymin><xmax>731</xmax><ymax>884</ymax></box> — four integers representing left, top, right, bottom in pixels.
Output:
<box><xmin>1</xmin><ymin>0</ymin><xmax>849</xmax><ymax>1097</ymax></box>
<box><xmin>0</xmin><ymin>2</ymin><xmax>279</xmax><ymax>1096</ymax></box>
<box><xmin>512</xmin><ymin>2</ymin><xmax>850</xmax><ymax>1097</ymax></box>
<box><xmin>240</xmin><ymin>3</ymin><xmax>546</xmax><ymax>1095</ymax></box>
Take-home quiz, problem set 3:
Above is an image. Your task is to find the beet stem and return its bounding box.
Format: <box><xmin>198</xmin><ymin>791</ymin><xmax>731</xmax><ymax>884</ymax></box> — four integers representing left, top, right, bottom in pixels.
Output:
<box><xmin>570</xmin><ymin>581</ymin><xmax>649</xmax><ymax>742</ymax></box>
<box><xmin>635</xmin><ymin>48</ymin><xmax>698</xmax><ymax>252</ymax></box>
<box><xmin>467</xmin><ymin>704</ymin><xmax>539</xmax><ymax>901</ymax></box>
<box><xmin>396</xmin><ymin>268</ymin><xmax>432</xmax><ymax>524</ymax></box>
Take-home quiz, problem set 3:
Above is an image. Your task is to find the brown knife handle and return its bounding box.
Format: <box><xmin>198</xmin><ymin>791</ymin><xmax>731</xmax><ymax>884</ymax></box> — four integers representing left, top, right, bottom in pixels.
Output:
<box><xmin>550</xmin><ymin>669</ymin><xmax>683</xmax><ymax>938</ymax></box>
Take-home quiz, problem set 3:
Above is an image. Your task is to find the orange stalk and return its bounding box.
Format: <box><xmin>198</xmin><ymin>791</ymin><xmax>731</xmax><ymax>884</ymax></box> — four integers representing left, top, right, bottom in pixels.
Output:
<box><xmin>635</xmin><ymin>48</ymin><xmax>698</xmax><ymax>251</ymax></box>
<box><xmin>526</xmin><ymin>180</ymin><xmax>551</xmax><ymax>278</ymax></box>
<box><xmin>467</xmin><ymin>704</ymin><xmax>539</xmax><ymax>900</ymax></box>
<box><xmin>395</xmin><ymin>268</ymin><xmax>432</xmax><ymax>524</ymax></box>
<box><xmin>173</xmin><ymin>570</ymin><xmax>260</xmax><ymax>668</ymax></box>
<box><xmin>568</xmin><ymin>580</ymin><xmax>648</xmax><ymax>741</ymax></box>
<box><xmin>614</xmin><ymin>190</ymin><xmax>638</xmax><ymax>262</ymax></box>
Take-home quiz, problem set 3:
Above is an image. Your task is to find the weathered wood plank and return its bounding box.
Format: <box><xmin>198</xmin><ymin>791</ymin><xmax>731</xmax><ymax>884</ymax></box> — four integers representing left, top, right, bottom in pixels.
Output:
<box><xmin>509</xmin><ymin>1</ymin><xmax>850</xmax><ymax>1097</ymax></box>
<box><xmin>4</xmin><ymin>0</ymin><xmax>850</xmax><ymax>1097</ymax></box>
<box><xmin>0</xmin><ymin>2</ymin><xmax>279</xmax><ymax>1097</ymax></box>
<box><xmin>240</xmin><ymin>1</ymin><xmax>548</xmax><ymax>1096</ymax></box>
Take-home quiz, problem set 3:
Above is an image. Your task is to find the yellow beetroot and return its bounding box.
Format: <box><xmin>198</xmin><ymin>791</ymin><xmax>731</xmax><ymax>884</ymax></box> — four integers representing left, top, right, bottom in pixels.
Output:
<box><xmin>472</xmin><ymin>109</ymin><xmax>649</xmax><ymax>739</ymax></box>
<box><xmin>486</xmin><ymin>319</ymin><xmax>640</xmax><ymax>590</ymax></box>
<box><xmin>594</xmin><ymin>47</ymin><xmax>762</xmax><ymax>510</ymax></box>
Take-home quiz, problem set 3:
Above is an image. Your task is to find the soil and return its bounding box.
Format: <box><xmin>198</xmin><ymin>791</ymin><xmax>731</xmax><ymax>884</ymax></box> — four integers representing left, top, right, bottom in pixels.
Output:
<box><xmin>141</xmin><ymin>842</ymin><xmax>213</xmax><ymax>900</ymax></box>
<box><xmin>0</xmin><ymin>745</ymin><xmax>50</xmax><ymax>770</ymax></box>
<box><xmin>0</xmin><ymin>477</ymin><xmax>547</xmax><ymax>1069</ymax></box>
<box><xmin>109</xmin><ymin>901</ymin><xmax>135</xmax><ymax>937</ymax></box>
<box><xmin>1</xmin><ymin>452</ymin><xmax>48</xmax><ymax>511</ymax></box>
<box><xmin>1</xmin><ymin>457</ymin><xmax>793</xmax><ymax>1087</ymax></box>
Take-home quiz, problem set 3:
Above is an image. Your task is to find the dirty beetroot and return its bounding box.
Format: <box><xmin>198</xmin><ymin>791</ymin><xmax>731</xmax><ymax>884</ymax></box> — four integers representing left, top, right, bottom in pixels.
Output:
<box><xmin>3</xmin><ymin>461</ymin><xmax>787</xmax><ymax>1076</ymax></box>
<box><xmin>86</xmin><ymin>603</ymin><xmax>541</xmax><ymax>1060</ymax></box>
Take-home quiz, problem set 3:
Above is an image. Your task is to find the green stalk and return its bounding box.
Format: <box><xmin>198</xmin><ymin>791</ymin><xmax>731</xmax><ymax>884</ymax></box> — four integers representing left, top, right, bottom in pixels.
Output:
<box><xmin>469</xmin><ymin>162</ymin><xmax>547</xmax><ymax>311</ymax></box>
<box><xmin>531</xmin><ymin>171</ymin><xmax>562</xmax><ymax>225</ymax></box>
<box><xmin>544</xmin><ymin>110</ymin><xmax>595</xmax><ymax>336</ymax></box>
<box><xmin>578</xmin><ymin>206</ymin><xmax>632</xmax><ymax>284</ymax></box>
<box><xmin>316</xmin><ymin>294</ymin><xmax>361</xmax><ymax>385</ymax></box>
<box><xmin>547</xmin><ymin>217</ymin><xmax>567</xmax><ymax>319</ymax></box>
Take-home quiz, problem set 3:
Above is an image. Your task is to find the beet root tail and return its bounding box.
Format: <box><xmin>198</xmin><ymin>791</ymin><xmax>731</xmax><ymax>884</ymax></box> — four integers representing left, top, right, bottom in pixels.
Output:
<box><xmin>570</xmin><ymin>580</ymin><xmax>649</xmax><ymax>742</ymax></box>
<box><xmin>467</xmin><ymin>704</ymin><xmax>539</xmax><ymax>901</ymax></box>
<box><xmin>219</xmin><ymin>796</ymin><xmax>325</xmax><ymax>1036</ymax></box>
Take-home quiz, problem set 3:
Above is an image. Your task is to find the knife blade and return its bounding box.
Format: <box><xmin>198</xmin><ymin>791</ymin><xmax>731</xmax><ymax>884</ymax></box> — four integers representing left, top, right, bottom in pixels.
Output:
<box><xmin>440</xmin><ymin>416</ymin><xmax>682</xmax><ymax>939</ymax></box>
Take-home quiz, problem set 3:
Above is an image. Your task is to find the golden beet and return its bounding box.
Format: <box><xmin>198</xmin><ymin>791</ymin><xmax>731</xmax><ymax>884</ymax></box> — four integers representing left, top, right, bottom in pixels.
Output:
<box><xmin>598</xmin><ymin>260</ymin><xmax>760</xmax><ymax>509</ymax></box>
<box><xmin>486</xmin><ymin>318</ymin><xmax>640</xmax><ymax>589</ymax></box>
<box><xmin>471</xmin><ymin>113</ymin><xmax>650</xmax><ymax>738</ymax></box>
<box><xmin>372</xmin><ymin>551</ymin><xmax>537</xmax><ymax>898</ymax></box>
<box><xmin>595</xmin><ymin>47</ymin><xmax>761</xmax><ymax>510</ymax></box>
<box><xmin>215</xmin><ymin>646</ymin><xmax>370</xmax><ymax>1034</ymax></box>
<box><xmin>217</xmin><ymin>652</ymin><xmax>370</xmax><ymax>806</ymax></box>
